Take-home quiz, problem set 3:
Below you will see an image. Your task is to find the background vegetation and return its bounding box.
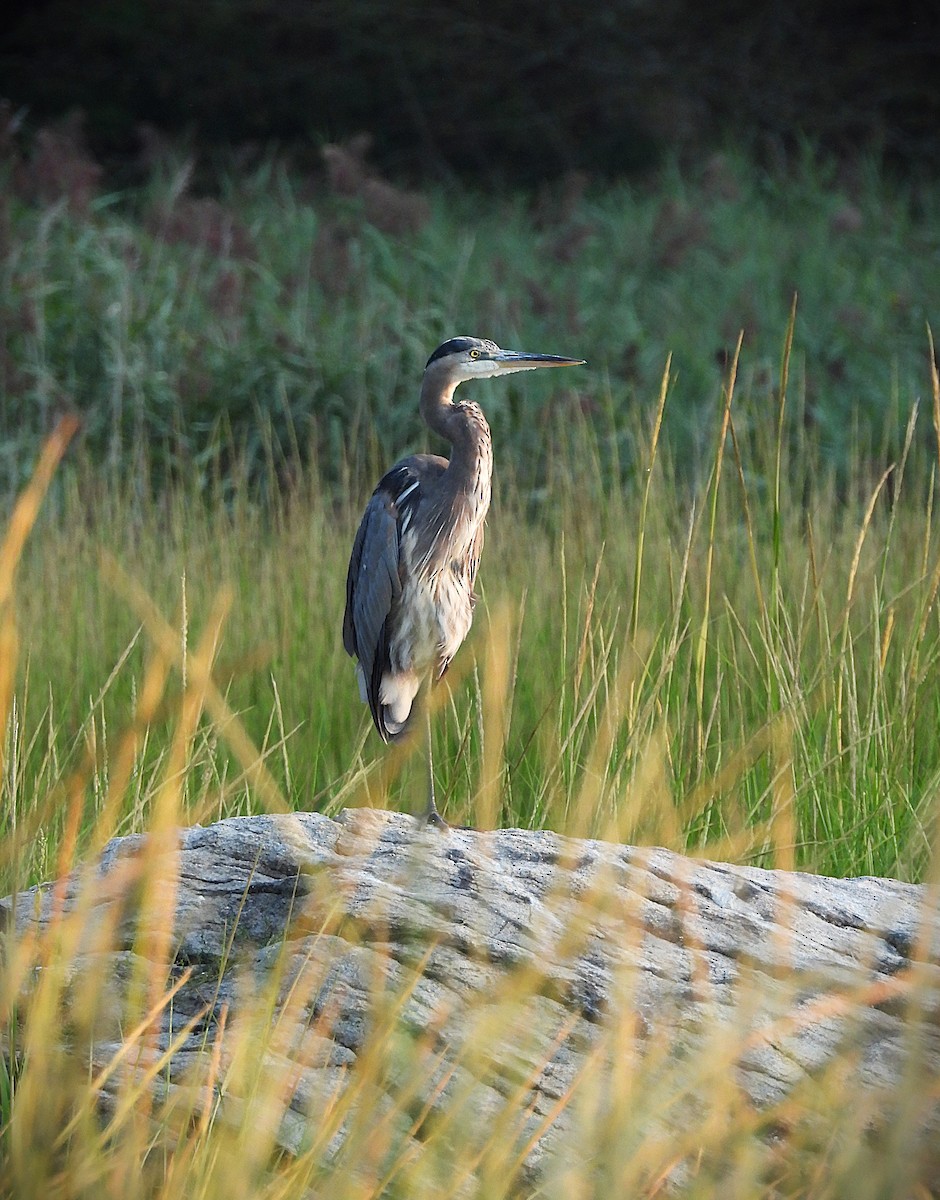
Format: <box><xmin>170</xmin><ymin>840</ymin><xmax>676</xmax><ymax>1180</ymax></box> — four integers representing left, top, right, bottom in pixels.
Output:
<box><xmin>3</xmin><ymin>124</ymin><xmax>940</xmax><ymax>493</ymax></box>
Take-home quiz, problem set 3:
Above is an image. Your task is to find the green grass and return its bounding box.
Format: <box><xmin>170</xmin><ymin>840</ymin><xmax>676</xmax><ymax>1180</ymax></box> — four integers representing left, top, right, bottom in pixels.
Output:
<box><xmin>2</xmin><ymin>347</ymin><xmax>940</xmax><ymax>889</ymax></box>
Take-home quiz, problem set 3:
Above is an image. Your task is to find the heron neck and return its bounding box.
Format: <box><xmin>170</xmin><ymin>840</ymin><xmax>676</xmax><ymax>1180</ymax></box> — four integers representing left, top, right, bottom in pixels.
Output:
<box><xmin>420</xmin><ymin>375</ymin><xmax>493</xmax><ymax>496</ymax></box>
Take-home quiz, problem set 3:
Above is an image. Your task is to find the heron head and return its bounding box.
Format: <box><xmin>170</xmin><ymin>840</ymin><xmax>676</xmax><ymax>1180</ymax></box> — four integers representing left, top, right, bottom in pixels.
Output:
<box><xmin>424</xmin><ymin>336</ymin><xmax>585</xmax><ymax>387</ymax></box>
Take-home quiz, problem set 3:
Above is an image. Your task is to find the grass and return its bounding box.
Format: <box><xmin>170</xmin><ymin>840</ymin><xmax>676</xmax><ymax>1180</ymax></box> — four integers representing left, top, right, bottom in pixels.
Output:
<box><xmin>3</xmin><ymin>324</ymin><xmax>940</xmax><ymax>888</ymax></box>
<box><xmin>1</xmin><ymin>146</ymin><xmax>940</xmax><ymax>1195</ymax></box>
<box><xmin>1</xmin><ymin>426</ymin><xmax>939</xmax><ymax>1194</ymax></box>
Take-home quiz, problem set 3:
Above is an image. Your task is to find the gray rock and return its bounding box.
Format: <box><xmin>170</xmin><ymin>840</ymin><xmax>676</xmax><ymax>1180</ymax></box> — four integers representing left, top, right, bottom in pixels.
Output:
<box><xmin>3</xmin><ymin>808</ymin><xmax>939</xmax><ymax>1188</ymax></box>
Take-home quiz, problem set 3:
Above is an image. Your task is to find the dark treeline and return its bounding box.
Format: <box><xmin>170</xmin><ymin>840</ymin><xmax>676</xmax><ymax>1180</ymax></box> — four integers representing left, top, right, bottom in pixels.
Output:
<box><xmin>3</xmin><ymin>0</ymin><xmax>939</xmax><ymax>181</ymax></box>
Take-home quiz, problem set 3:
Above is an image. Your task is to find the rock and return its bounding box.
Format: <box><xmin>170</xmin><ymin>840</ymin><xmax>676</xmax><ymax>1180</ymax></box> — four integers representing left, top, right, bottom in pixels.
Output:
<box><xmin>3</xmin><ymin>808</ymin><xmax>940</xmax><ymax>1188</ymax></box>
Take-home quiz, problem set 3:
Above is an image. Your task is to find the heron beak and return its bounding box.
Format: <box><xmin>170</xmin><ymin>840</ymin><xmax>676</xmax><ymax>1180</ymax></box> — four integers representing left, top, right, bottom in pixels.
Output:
<box><xmin>491</xmin><ymin>350</ymin><xmax>586</xmax><ymax>372</ymax></box>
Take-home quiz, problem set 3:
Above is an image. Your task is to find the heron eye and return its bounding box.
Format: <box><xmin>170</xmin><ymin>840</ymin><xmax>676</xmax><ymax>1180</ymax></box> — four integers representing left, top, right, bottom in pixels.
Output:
<box><xmin>469</xmin><ymin>349</ymin><xmax>481</xmax><ymax>359</ymax></box>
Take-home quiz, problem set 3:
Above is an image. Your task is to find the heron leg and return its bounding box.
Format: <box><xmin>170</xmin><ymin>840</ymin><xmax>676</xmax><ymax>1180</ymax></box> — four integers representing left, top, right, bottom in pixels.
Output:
<box><xmin>422</xmin><ymin>705</ymin><xmax>448</xmax><ymax>830</ymax></box>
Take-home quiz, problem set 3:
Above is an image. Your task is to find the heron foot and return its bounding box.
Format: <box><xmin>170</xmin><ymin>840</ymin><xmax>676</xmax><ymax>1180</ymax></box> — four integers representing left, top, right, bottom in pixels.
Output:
<box><xmin>421</xmin><ymin>804</ymin><xmax>450</xmax><ymax>831</ymax></box>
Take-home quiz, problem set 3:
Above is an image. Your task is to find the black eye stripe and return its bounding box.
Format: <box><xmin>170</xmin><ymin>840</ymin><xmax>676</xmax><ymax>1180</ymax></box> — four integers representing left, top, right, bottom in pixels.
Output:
<box><xmin>425</xmin><ymin>337</ymin><xmax>497</xmax><ymax>368</ymax></box>
<box><xmin>426</xmin><ymin>337</ymin><xmax>475</xmax><ymax>367</ymax></box>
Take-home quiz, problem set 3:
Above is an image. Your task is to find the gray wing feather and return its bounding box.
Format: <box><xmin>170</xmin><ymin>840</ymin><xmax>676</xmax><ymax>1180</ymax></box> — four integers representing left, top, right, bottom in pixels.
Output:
<box><xmin>343</xmin><ymin>492</ymin><xmax>402</xmax><ymax>718</ymax></box>
<box><xmin>343</xmin><ymin>454</ymin><xmax>449</xmax><ymax>740</ymax></box>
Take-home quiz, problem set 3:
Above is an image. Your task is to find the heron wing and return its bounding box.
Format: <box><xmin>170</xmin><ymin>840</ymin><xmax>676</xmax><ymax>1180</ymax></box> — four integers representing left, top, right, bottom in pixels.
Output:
<box><xmin>343</xmin><ymin>456</ymin><xmax>446</xmax><ymax>739</ymax></box>
<box><xmin>343</xmin><ymin>489</ymin><xmax>401</xmax><ymax>725</ymax></box>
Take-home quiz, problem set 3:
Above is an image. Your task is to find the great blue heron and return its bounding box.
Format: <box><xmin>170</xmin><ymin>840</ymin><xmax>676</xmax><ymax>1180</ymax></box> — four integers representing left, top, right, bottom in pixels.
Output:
<box><xmin>343</xmin><ymin>335</ymin><xmax>585</xmax><ymax>826</ymax></box>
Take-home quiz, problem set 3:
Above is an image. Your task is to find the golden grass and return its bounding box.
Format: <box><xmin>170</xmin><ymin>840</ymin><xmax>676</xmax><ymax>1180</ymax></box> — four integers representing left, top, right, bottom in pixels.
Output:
<box><xmin>2</xmin><ymin>365</ymin><xmax>940</xmax><ymax>1196</ymax></box>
